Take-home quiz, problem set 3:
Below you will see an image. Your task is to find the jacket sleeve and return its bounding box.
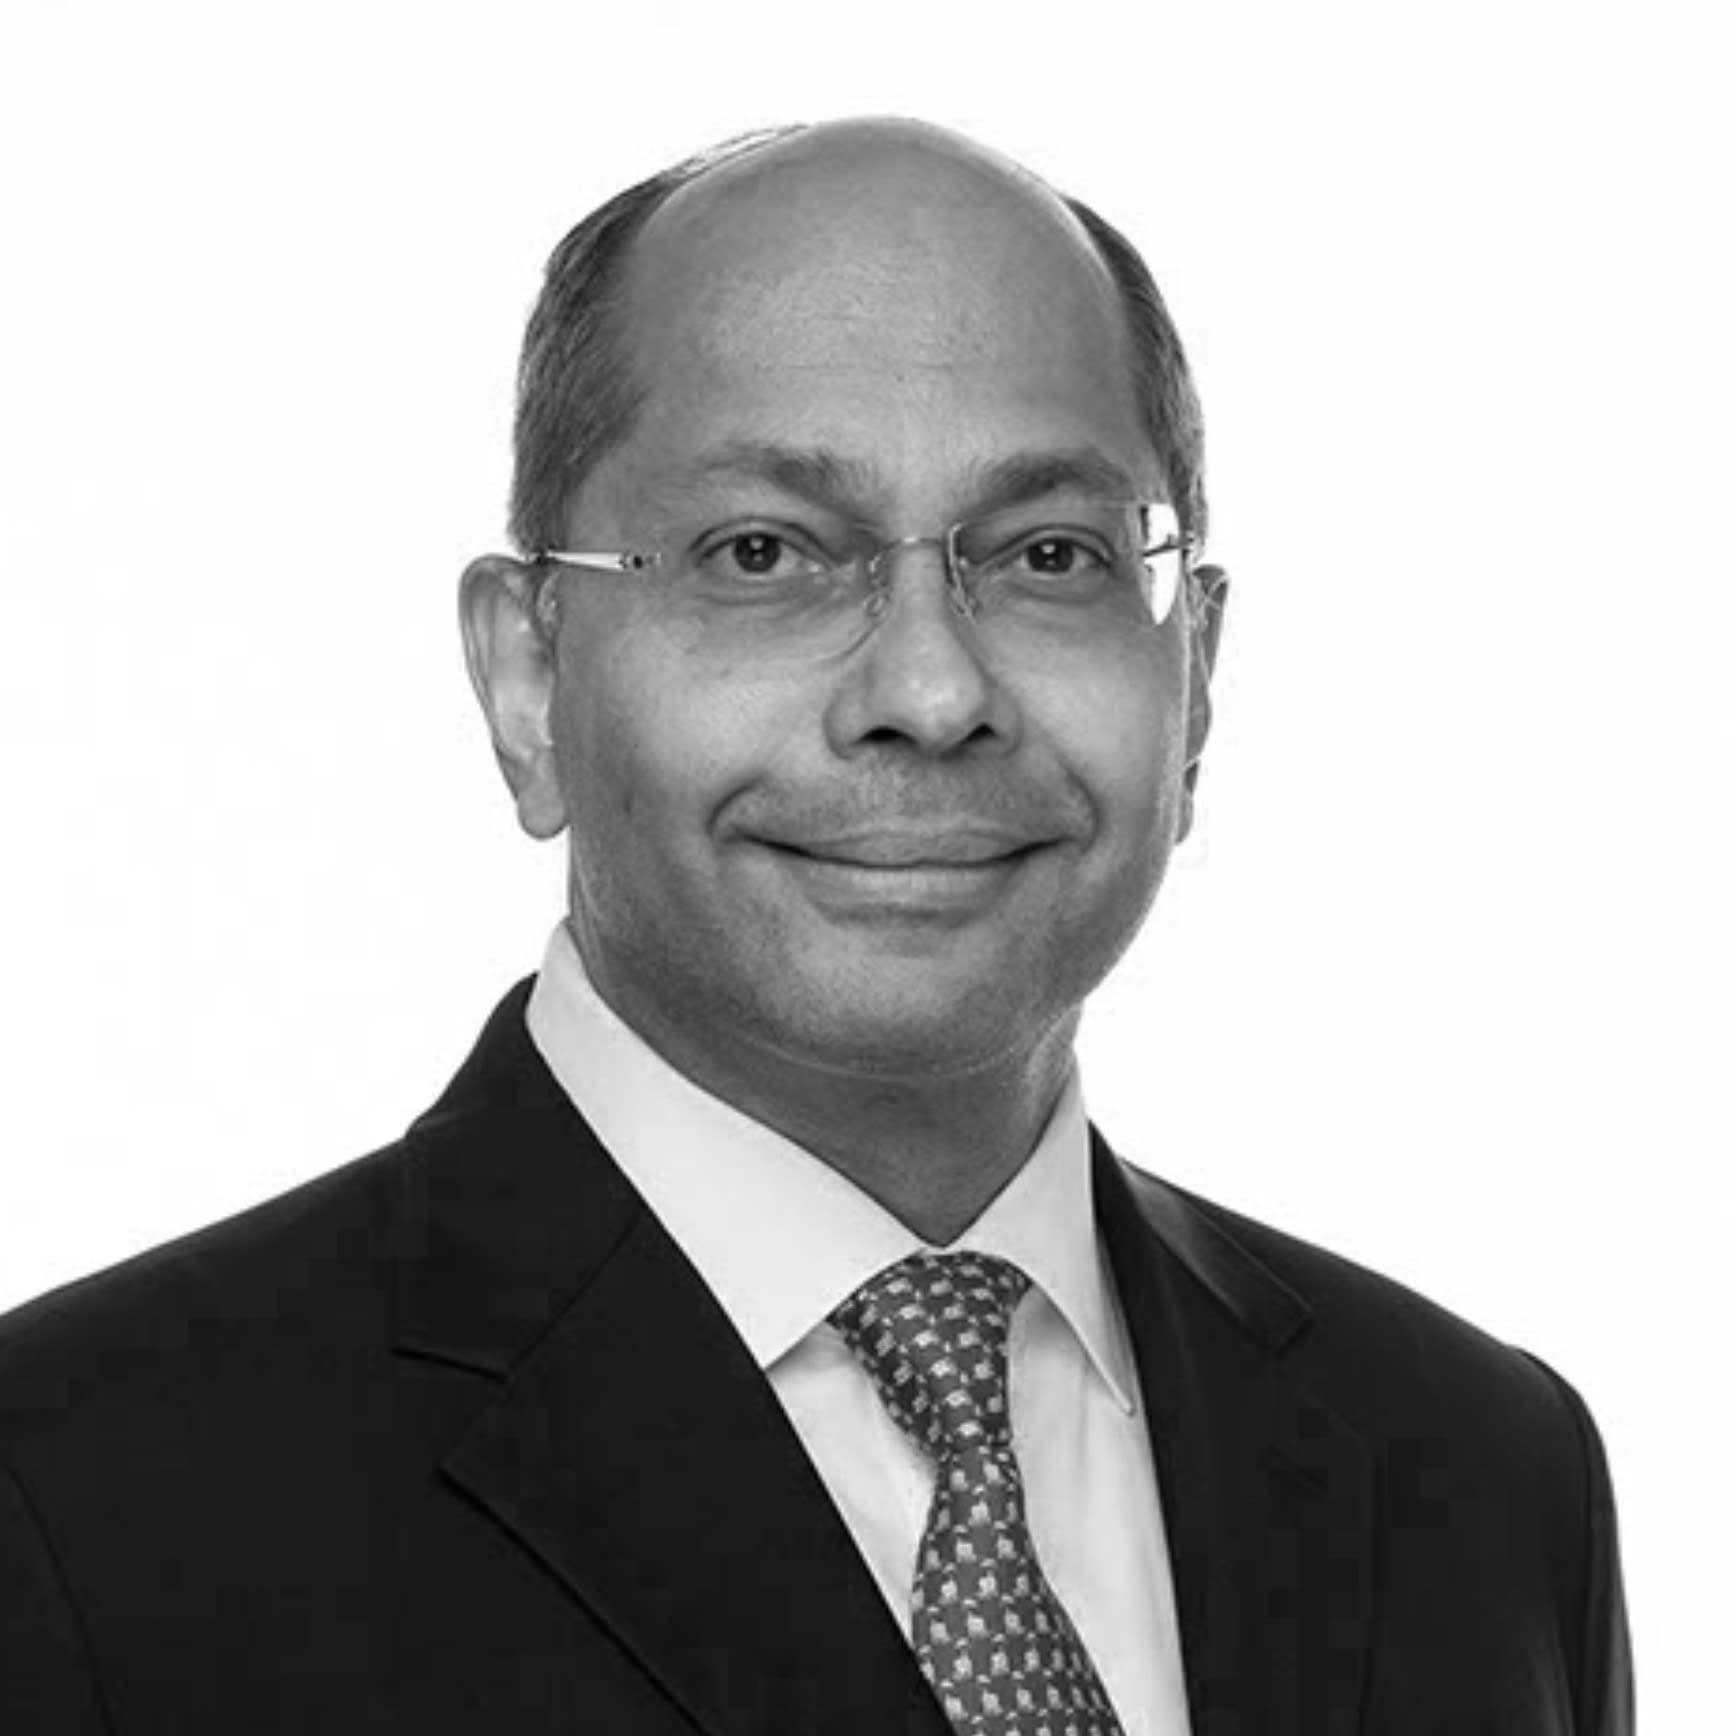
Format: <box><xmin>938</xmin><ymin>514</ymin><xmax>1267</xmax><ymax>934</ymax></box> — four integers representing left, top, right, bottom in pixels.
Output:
<box><xmin>1528</xmin><ymin>1359</ymin><xmax>1636</xmax><ymax>1736</ymax></box>
<box><xmin>0</xmin><ymin>1456</ymin><xmax>110</xmax><ymax>1732</ymax></box>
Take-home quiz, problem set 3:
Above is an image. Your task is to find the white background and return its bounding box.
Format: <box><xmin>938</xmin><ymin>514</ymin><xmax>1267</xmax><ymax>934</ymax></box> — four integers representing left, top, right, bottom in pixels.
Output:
<box><xmin>2</xmin><ymin>0</ymin><xmax>1729</xmax><ymax>1722</ymax></box>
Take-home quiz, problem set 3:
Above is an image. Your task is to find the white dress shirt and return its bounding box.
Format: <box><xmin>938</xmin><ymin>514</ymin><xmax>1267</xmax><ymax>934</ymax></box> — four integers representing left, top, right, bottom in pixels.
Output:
<box><xmin>526</xmin><ymin>924</ymin><xmax>1192</xmax><ymax>1736</ymax></box>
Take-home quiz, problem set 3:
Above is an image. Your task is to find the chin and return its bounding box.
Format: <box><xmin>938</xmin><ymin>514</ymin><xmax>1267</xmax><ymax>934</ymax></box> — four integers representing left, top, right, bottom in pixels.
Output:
<box><xmin>752</xmin><ymin>959</ymin><xmax>1071</xmax><ymax>1083</ymax></box>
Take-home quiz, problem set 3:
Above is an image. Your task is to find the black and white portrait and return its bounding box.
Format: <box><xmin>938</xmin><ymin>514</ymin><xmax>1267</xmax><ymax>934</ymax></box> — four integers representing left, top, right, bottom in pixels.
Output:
<box><xmin>1</xmin><ymin>2</ymin><xmax>1727</xmax><ymax>1727</ymax></box>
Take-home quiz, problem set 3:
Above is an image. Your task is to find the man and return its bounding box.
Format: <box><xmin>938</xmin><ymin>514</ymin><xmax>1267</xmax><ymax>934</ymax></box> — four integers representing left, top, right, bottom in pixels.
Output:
<box><xmin>0</xmin><ymin>118</ymin><xmax>1630</xmax><ymax>1733</ymax></box>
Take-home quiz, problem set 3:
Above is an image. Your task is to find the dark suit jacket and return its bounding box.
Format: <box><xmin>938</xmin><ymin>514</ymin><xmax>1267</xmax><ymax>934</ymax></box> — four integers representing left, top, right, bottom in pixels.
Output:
<box><xmin>0</xmin><ymin>983</ymin><xmax>1632</xmax><ymax>1733</ymax></box>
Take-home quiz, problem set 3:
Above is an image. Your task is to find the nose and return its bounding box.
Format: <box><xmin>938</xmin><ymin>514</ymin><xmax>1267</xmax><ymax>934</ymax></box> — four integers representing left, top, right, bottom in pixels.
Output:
<box><xmin>822</xmin><ymin>543</ymin><xmax>1022</xmax><ymax>759</ymax></box>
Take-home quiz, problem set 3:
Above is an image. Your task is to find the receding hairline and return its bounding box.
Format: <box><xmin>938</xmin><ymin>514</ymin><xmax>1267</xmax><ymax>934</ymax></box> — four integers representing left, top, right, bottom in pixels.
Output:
<box><xmin>627</xmin><ymin>119</ymin><xmax>1126</xmax><ymax>337</ymax></box>
<box><xmin>642</xmin><ymin>116</ymin><xmax>1088</xmax><ymax>241</ymax></box>
<box><xmin>606</xmin><ymin>126</ymin><xmax>1151</xmax><ymax>494</ymax></box>
<box><xmin>508</xmin><ymin>120</ymin><xmax>1206</xmax><ymax>554</ymax></box>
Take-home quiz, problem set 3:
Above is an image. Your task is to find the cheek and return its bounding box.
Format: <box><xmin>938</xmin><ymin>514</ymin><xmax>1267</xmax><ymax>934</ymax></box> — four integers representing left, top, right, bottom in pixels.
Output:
<box><xmin>1040</xmin><ymin>644</ymin><xmax>1188</xmax><ymax>841</ymax></box>
<box><xmin>547</xmin><ymin>633</ymin><xmax>786</xmax><ymax>853</ymax></box>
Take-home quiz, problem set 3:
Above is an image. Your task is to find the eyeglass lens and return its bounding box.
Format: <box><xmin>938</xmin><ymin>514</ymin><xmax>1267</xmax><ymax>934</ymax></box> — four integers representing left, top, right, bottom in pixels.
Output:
<box><xmin>652</xmin><ymin>500</ymin><xmax>1185</xmax><ymax>666</ymax></box>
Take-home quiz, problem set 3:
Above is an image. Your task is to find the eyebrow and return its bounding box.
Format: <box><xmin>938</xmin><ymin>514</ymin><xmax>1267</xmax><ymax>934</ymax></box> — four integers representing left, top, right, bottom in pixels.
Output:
<box><xmin>964</xmin><ymin>448</ymin><xmax>1146</xmax><ymax>515</ymax></box>
<box><xmin>672</xmin><ymin>443</ymin><xmax>883</xmax><ymax>513</ymax></box>
<box><xmin>661</xmin><ymin>440</ymin><xmax>1148</xmax><ymax>520</ymax></box>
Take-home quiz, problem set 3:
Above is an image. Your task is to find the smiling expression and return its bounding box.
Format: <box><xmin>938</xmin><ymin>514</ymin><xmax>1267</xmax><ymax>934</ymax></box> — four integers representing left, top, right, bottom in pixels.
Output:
<box><xmin>506</xmin><ymin>124</ymin><xmax>1212</xmax><ymax>1083</ymax></box>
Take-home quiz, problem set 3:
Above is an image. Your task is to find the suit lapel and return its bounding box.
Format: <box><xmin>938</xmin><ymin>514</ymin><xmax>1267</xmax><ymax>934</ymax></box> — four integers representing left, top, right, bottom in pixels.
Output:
<box><xmin>1095</xmin><ymin>1139</ymin><xmax>1375</xmax><ymax>1736</ymax></box>
<box><xmin>392</xmin><ymin>985</ymin><xmax>945</xmax><ymax>1736</ymax></box>
<box><xmin>391</xmin><ymin>985</ymin><xmax>1373</xmax><ymax>1734</ymax></box>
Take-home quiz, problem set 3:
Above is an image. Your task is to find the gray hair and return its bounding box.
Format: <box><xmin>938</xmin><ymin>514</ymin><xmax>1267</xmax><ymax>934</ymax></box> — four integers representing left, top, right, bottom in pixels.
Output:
<box><xmin>508</xmin><ymin>128</ymin><xmax>1207</xmax><ymax>556</ymax></box>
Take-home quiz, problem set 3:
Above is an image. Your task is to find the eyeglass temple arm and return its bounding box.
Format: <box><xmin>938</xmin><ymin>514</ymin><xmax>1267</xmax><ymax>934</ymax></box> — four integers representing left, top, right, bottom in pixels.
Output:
<box><xmin>537</xmin><ymin>550</ymin><xmax>652</xmax><ymax>573</ymax></box>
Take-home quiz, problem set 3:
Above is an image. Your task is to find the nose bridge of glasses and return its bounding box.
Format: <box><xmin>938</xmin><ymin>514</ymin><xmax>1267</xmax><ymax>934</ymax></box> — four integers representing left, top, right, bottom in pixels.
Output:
<box><xmin>861</xmin><ymin>532</ymin><xmax>973</xmax><ymax>617</ymax></box>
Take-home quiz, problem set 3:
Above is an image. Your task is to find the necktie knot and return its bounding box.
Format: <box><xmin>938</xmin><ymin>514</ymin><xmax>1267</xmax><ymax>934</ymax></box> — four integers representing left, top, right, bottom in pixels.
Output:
<box><xmin>829</xmin><ymin>1252</ymin><xmax>1031</xmax><ymax>1461</ymax></box>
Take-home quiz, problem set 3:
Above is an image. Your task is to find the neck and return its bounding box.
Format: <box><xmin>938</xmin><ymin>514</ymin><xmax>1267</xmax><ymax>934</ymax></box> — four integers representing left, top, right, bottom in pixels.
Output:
<box><xmin>720</xmin><ymin>1034</ymin><xmax>1079</xmax><ymax>1246</ymax></box>
<box><xmin>576</xmin><ymin>940</ymin><xmax>1078</xmax><ymax>1246</ymax></box>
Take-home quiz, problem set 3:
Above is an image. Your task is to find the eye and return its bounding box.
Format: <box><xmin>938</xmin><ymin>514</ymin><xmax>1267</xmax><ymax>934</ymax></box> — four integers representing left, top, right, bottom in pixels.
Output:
<box><xmin>723</xmin><ymin>532</ymin><xmax>788</xmax><ymax>576</ymax></box>
<box><xmin>693</xmin><ymin>526</ymin><xmax>832</xmax><ymax>587</ymax></box>
<box><xmin>1015</xmin><ymin>533</ymin><xmax>1110</xmax><ymax>577</ymax></box>
<box><xmin>993</xmin><ymin>528</ymin><xmax>1120</xmax><ymax>585</ymax></box>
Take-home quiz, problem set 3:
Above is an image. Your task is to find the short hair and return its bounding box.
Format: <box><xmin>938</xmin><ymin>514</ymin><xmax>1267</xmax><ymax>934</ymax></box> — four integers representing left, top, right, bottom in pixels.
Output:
<box><xmin>508</xmin><ymin>129</ymin><xmax>1208</xmax><ymax>556</ymax></box>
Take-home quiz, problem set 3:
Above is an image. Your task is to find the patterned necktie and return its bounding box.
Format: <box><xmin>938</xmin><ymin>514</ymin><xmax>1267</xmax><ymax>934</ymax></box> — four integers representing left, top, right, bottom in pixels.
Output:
<box><xmin>830</xmin><ymin>1252</ymin><xmax>1127</xmax><ymax>1736</ymax></box>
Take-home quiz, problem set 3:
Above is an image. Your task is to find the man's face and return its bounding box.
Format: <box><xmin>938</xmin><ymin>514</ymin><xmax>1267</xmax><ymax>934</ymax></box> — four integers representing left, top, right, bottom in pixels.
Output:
<box><xmin>491</xmin><ymin>132</ymin><xmax>1212</xmax><ymax>1084</ymax></box>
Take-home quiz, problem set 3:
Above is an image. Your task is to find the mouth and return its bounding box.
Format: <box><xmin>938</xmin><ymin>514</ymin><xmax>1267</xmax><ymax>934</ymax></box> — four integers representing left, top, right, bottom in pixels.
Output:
<box><xmin>764</xmin><ymin>831</ymin><xmax>1048</xmax><ymax>870</ymax></box>
<box><xmin>748</xmin><ymin>831</ymin><xmax>1056</xmax><ymax>921</ymax></box>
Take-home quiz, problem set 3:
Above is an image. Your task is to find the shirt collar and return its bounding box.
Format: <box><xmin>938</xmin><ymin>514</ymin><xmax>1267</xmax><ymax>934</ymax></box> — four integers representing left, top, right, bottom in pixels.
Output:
<box><xmin>525</xmin><ymin>923</ymin><xmax>1136</xmax><ymax>1414</ymax></box>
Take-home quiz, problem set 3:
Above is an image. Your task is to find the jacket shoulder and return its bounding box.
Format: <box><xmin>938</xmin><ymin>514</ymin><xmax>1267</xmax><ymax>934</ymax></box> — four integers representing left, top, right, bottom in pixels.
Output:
<box><xmin>0</xmin><ymin>1142</ymin><xmax>405</xmax><ymax>1451</ymax></box>
<box><xmin>1127</xmin><ymin>1170</ymin><xmax>1634</xmax><ymax>1733</ymax></box>
<box><xmin>1125</xmin><ymin>1163</ymin><xmax>1596</xmax><ymax>1448</ymax></box>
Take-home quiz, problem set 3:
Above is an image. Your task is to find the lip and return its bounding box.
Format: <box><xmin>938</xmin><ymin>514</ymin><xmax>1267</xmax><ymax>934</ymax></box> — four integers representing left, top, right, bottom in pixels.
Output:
<box><xmin>760</xmin><ymin>829</ymin><xmax>1048</xmax><ymax>868</ymax></box>
<box><xmin>751</xmin><ymin>834</ymin><xmax>1050</xmax><ymax>921</ymax></box>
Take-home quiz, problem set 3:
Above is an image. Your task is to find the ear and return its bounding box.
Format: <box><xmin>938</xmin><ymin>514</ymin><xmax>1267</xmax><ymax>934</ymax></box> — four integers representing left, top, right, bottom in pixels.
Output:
<box><xmin>458</xmin><ymin>554</ymin><xmax>569</xmax><ymax>841</ymax></box>
<box><xmin>1177</xmin><ymin>564</ymin><xmax>1229</xmax><ymax>842</ymax></box>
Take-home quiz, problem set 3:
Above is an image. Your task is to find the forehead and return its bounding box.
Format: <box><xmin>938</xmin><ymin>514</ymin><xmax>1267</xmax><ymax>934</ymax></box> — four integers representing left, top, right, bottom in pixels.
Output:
<box><xmin>591</xmin><ymin>134</ymin><xmax>1157</xmax><ymax>520</ymax></box>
